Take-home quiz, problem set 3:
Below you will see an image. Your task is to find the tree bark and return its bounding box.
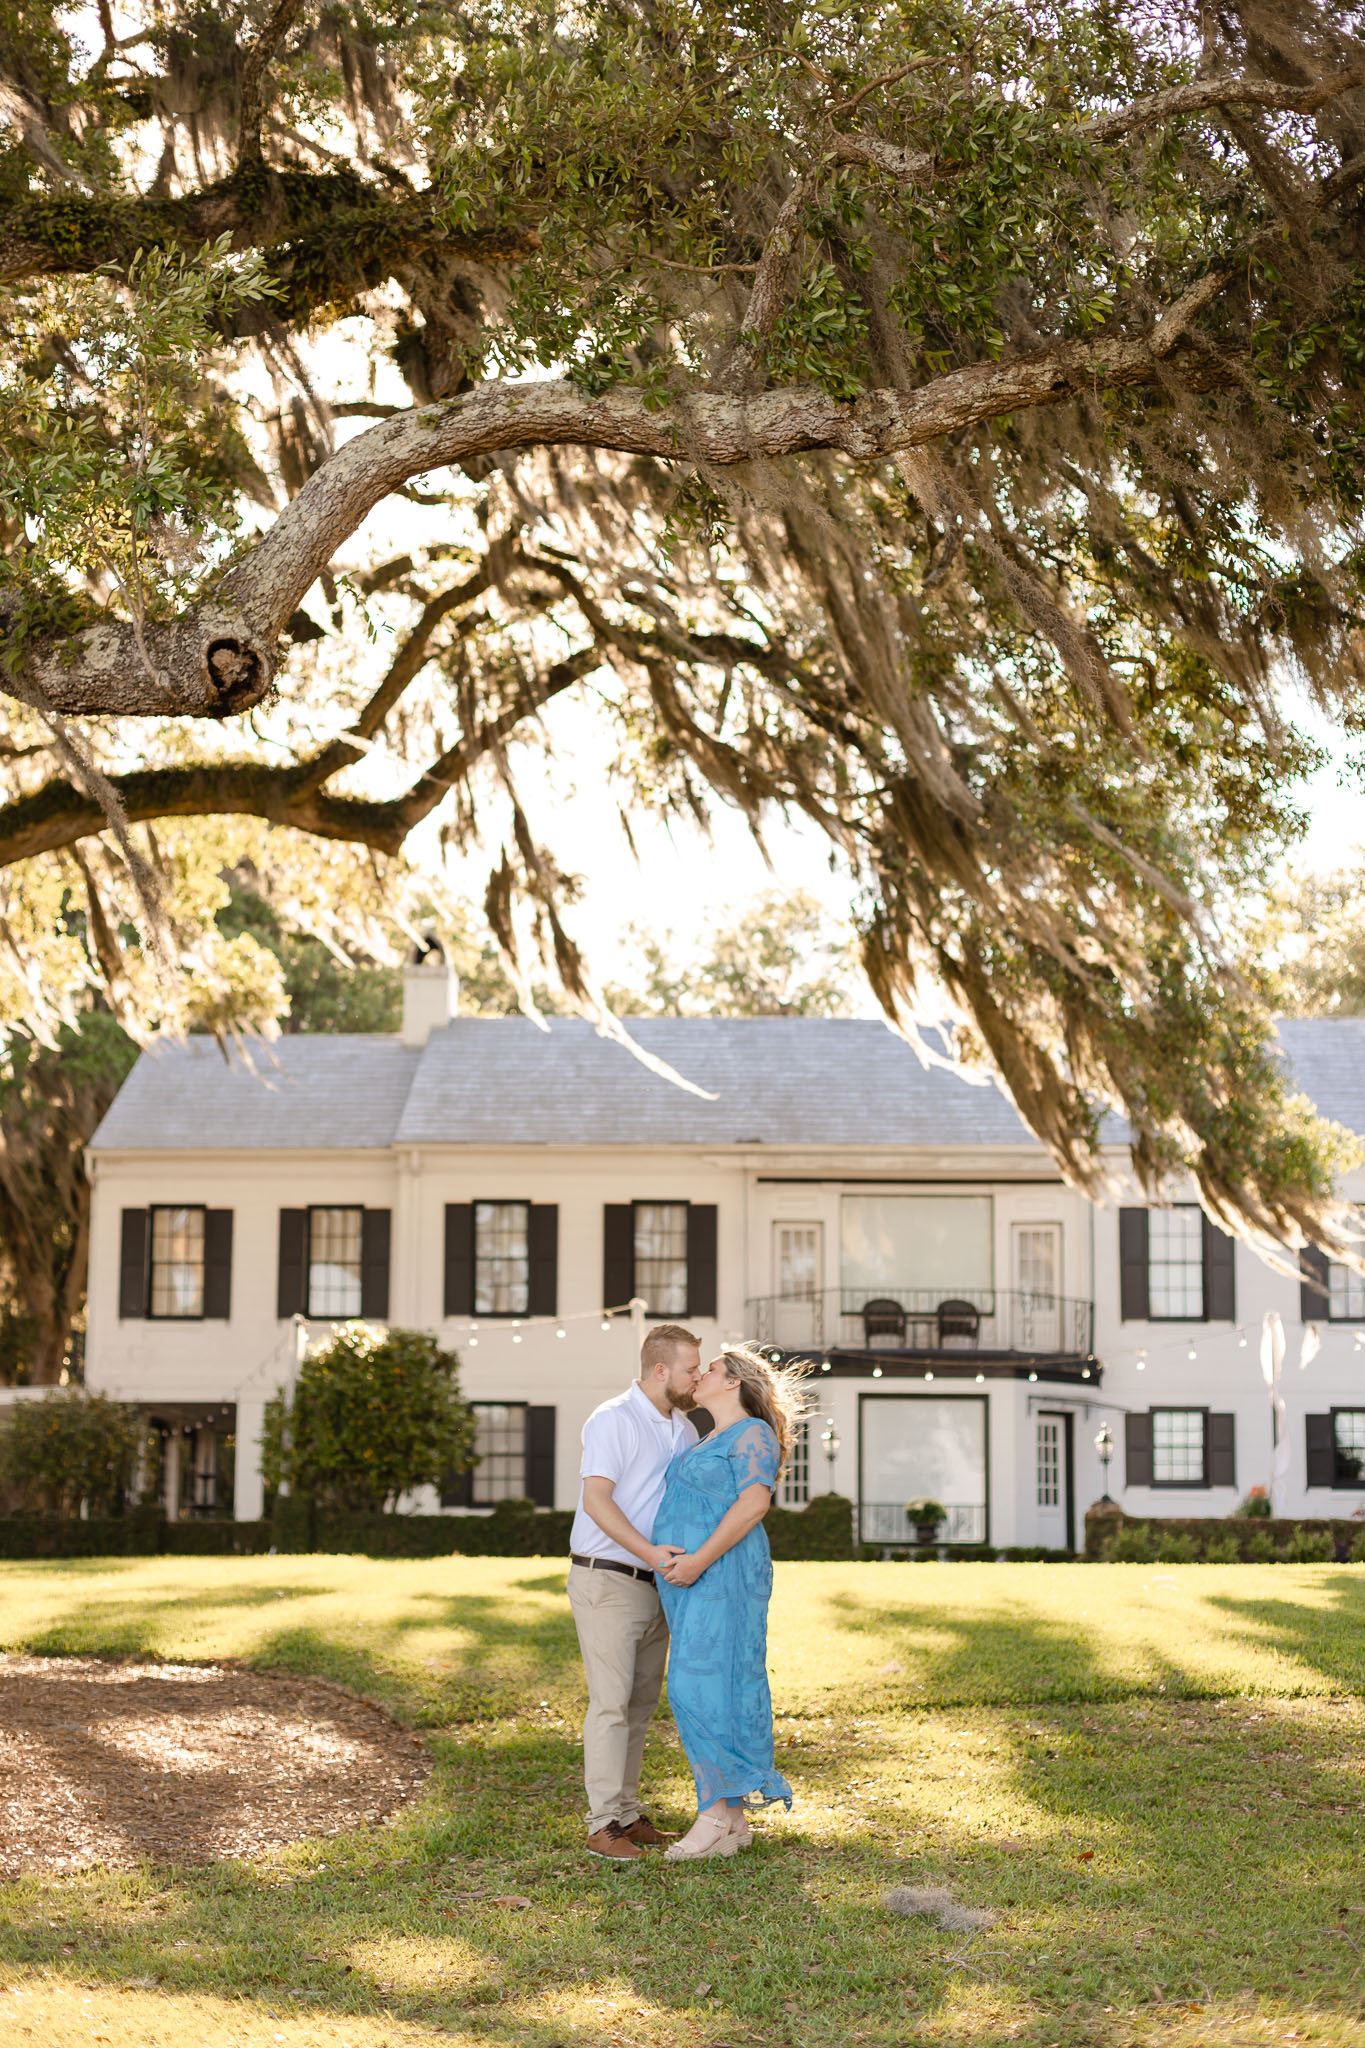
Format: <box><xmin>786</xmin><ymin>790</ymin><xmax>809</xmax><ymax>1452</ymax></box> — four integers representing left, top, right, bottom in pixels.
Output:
<box><xmin>14</xmin><ymin>315</ymin><xmax>1229</xmax><ymax>718</ymax></box>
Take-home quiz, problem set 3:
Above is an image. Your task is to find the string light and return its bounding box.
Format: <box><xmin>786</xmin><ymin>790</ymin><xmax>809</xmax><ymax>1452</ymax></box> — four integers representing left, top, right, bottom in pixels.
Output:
<box><xmin>1237</xmin><ymin>1327</ymin><xmax>1248</xmax><ymax>1347</ymax></box>
<box><xmin>924</xmin><ymin>1369</ymin><xmax>934</xmax><ymax>1381</ymax></box>
<box><xmin>512</xmin><ymin>1333</ymin><xmax>522</xmax><ymax>1343</ymax></box>
<box><xmin>556</xmin><ymin>1326</ymin><xmax>566</xmax><ymax>1339</ymax></box>
<box><xmin>1187</xmin><ymin>1345</ymin><xmax>1198</xmax><ymax>1362</ymax></box>
<box><xmin>1028</xmin><ymin>1370</ymin><xmax>1038</xmax><ymax>1383</ymax></box>
<box><xmin>821</xmin><ymin>1361</ymin><xmax>832</xmax><ymax>1372</ymax></box>
<box><xmin>975</xmin><ymin>1372</ymin><xmax>985</xmax><ymax>1383</ymax></box>
<box><xmin>872</xmin><ymin>1366</ymin><xmax>883</xmax><ymax>1379</ymax></box>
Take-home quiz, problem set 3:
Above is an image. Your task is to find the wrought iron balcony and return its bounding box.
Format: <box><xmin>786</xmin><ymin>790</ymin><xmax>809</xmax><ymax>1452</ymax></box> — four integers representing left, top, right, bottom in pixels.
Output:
<box><xmin>745</xmin><ymin>1285</ymin><xmax>1094</xmax><ymax>1359</ymax></box>
<box><xmin>860</xmin><ymin>1500</ymin><xmax>988</xmax><ymax>1546</ymax></box>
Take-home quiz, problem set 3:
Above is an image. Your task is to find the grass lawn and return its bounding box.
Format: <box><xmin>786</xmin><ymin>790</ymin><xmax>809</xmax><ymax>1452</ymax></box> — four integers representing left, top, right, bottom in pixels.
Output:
<box><xmin>2</xmin><ymin>1557</ymin><xmax>1365</xmax><ymax>2048</ymax></box>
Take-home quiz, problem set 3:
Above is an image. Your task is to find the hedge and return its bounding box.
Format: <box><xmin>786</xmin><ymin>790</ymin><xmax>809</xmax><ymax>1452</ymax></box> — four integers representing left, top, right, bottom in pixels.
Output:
<box><xmin>0</xmin><ymin>1492</ymin><xmax>860</xmax><ymax>1563</ymax></box>
<box><xmin>273</xmin><ymin>1492</ymin><xmax>858</xmax><ymax>1561</ymax></box>
<box><xmin>0</xmin><ymin>1508</ymin><xmax>271</xmax><ymax>1558</ymax></box>
<box><xmin>1085</xmin><ymin>1508</ymin><xmax>1365</xmax><ymax>1563</ymax></box>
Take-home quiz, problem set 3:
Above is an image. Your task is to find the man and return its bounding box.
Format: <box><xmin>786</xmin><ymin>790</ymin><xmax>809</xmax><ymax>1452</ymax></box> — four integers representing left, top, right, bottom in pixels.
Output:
<box><xmin>567</xmin><ymin>1323</ymin><xmax>702</xmax><ymax>1861</ymax></box>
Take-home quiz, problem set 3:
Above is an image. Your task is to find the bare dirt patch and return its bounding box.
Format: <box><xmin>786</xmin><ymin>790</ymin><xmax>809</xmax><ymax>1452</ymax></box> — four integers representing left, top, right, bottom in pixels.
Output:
<box><xmin>0</xmin><ymin>1654</ymin><xmax>431</xmax><ymax>1877</ymax></box>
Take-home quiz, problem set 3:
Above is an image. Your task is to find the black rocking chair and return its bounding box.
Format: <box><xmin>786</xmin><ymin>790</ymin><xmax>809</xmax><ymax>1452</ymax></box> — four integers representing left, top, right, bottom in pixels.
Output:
<box><xmin>860</xmin><ymin>1296</ymin><xmax>907</xmax><ymax>1347</ymax></box>
<box><xmin>936</xmin><ymin>1297</ymin><xmax>981</xmax><ymax>1347</ymax></box>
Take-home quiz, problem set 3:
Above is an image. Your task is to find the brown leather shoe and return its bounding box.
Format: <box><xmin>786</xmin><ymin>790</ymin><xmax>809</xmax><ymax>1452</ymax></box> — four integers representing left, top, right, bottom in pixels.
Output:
<box><xmin>622</xmin><ymin>1815</ymin><xmax>673</xmax><ymax>1848</ymax></box>
<box><xmin>586</xmin><ymin>1821</ymin><xmax>645</xmax><ymax>1861</ymax></box>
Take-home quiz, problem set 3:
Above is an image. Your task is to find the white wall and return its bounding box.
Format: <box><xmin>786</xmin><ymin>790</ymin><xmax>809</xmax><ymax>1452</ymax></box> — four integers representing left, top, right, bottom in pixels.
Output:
<box><xmin>1093</xmin><ymin>1162</ymin><xmax>1365</xmax><ymax>1520</ymax></box>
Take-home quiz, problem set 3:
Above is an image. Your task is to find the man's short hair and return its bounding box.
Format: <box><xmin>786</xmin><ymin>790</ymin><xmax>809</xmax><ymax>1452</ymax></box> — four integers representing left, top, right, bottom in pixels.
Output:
<box><xmin>640</xmin><ymin>1324</ymin><xmax>701</xmax><ymax>1373</ymax></box>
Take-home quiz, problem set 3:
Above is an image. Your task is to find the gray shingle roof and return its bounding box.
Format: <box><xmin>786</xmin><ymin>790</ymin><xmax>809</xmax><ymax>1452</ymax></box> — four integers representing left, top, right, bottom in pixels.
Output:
<box><xmin>395</xmin><ymin>1017</ymin><xmax>1036</xmax><ymax>1146</ymax></box>
<box><xmin>1275</xmin><ymin>1018</ymin><xmax>1365</xmax><ymax>1138</ymax></box>
<box><xmin>88</xmin><ymin>1014</ymin><xmax>1365</xmax><ymax>1153</ymax></box>
<box><xmin>90</xmin><ymin>1035</ymin><xmax>423</xmax><ymax>1151</ymax></box>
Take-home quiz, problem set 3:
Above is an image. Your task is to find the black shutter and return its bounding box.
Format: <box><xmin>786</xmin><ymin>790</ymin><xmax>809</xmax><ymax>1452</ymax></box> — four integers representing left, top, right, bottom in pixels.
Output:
<box><xmin>603</xmin><ymin>1204</ymin><xmax>634</xmax><ymax>1314</ymax></box>
<box><xmin>444</xmin><ymin>1204</ymin><xmax>473</xmax><ymax>1316</ymax></box>
<box><xmin>526</xmin><ymin>1405</ymin><xmax>557</xmax><ymax>1507</ymax></box>
<box><xmin>1124</xmin><ymin>1409</ymin><xmax>1154</xmax><ymax>1487</ymax></box>
<box><xmin>203</xmin><ymin>1210</ymin><xmax>233</xmax><ymax>1319</ymax></box>
<box><xmin>277</xmin><ymin>1210</ymin><xmax>307</xmax><ymax>1319</ymax></box>
<box><xmin>687</xmin><ymin>1204</ymin><xmax>718</xmax><ymax>1319</ymax></box>
<box><xmin>1301</xmin><ymin>1244</ymin><xmax>1331</xmax><ymax>1322</ymax></box>
<box><xmin>1203</xmin><ymin>1216</ymin><xmax>1236</xmax><ymax>1321</ymax></box>
<box><xmin>361</xmin><ymin>1208</ymin><xmax>391</xmax><ymax>1319</ymax></box>
<box><xmin>1119</xmin><ymin>1208</ymin><xmax>1150</xmax><ymax>1320</ymax></box>
<box><xmin>1208</xmin><ymin>1411</ymin><xmax>1236</xmax><ymax>1489</ymax></box>
<box><xmin>529</xmin><ymin>1206</ymin><xmax>558</xmax><ymax>1316</ymax></box>
<box><xmin>118</xmin><ymin>1209</ymin><xmax>149</xmax><ymax>1319</ymax></box>
<box><xmin>1306</xmin><ymin>1412</ymin><xmax>1335</xmax><ymax>1488</ymax></box>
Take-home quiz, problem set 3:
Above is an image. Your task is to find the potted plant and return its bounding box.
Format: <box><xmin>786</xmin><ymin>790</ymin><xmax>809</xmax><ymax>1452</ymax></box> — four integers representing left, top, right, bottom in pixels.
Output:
<box><xmin>905</xmin><ymin>1497</ymin><xmax>946</xmax><ymax>1546</ymax></box>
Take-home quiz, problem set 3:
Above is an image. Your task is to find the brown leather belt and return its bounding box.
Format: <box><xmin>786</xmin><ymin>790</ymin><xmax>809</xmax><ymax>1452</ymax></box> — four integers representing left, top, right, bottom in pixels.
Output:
<box><xmin>570</xmin><ymin>1553</ymin><xmax>655</xmax><ymax>1585</ymax></box>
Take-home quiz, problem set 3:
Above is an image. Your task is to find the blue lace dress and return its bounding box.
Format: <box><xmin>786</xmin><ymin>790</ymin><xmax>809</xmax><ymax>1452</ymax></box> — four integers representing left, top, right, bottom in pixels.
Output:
<box><xmin>653</xmin><ymin>1417</ymin><xmax>794</xmax><ymax>1815</ymax></box>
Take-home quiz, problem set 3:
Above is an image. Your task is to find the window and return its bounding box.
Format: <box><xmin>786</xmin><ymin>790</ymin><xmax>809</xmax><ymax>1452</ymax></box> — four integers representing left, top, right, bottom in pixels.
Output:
<box><xmin>474</xmin><ymin>1202</ymin><xmax>530</xmax><ymax>1315</ymax></box>
<box><xmin>635</xmin><ymin>1202</ymin><xmax>689</xmax><ymax>1315</ymax></box>
<box><xmin>1152</xmin><ymin>1408</ymin><xmax>1206</xmax><ymax>1486</ymax></box>
<box><xmin>858</xmin><ymin>1394</ymin><xmax>989</xmax><ymax>1546</ymax></box>
<box><xmin>780</xmin><ymin>1418</ymin><xmax>811</xmax><ymax>1507</ymax></box>
<box><xmin>1329</xmin><ymin>1262</ymin><xmax>1365</xmax><ymax>1322</ymax></box>
<box><xmin>149</xmin><ymin>1206</ymin><xmax>205</xmax><ymax>1318</ymax></box>
<box><xmin>470</xmin><ymin>1402</ymin><xmax>528</xmax><ymax>1503</ymax></box>
<box><xmin>308</xmin><ymin>1207</ymin><xmax>363</xmax><ymax>1318</ymax></box>
<box><xmin>1148</xmin><ymin>1208</ymin><xmax>1204</xmax><ymax>1319</ymax></box>
<box><xmin>841</xmin><ymin>1195</ymin><xmax>992</xmax><ymax>1296</ymax></box>
<box><xmin>1334</xmin><ymin>1411</ymin><xmax>1365</xmax><ymax>1486</ymax></box>
<box><xmin>1036</xmin><ymin>1417</ymin><xmax>1060</xmax><ymax>1508</ymax></box>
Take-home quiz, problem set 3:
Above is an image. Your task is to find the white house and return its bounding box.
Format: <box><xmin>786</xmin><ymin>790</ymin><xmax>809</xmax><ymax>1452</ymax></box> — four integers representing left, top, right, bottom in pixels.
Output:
<box><xmin>82</xmin><ymin>958</ymin><xmax>1365</xmax><ymax>1546</ymax></box>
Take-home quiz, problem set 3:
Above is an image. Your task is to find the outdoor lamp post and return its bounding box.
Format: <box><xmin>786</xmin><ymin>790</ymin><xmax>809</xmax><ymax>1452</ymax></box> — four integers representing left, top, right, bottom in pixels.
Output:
<box><xmin>1094</xmin><ymin>1421</ymin><xmax>1116</xmax><ymax>1504</ymax></box>
<box><xmin>820</xmin><ymin>1419</ymin><xmax>840</xmax><ymax>1492</ymax></box>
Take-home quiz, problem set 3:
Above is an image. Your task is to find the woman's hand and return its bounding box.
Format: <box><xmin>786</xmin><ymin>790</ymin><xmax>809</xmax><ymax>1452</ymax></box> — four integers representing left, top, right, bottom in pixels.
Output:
<box><xmin>662</xmin><ymin>1551</ymin><xmax>704</xmax><ymax>1587</ymax></box>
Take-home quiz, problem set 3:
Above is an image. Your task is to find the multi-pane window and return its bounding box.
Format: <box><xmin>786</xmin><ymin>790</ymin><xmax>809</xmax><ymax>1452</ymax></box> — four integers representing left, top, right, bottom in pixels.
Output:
<box><xmin>308</xmin><ymin>1207</ymin><xmax>363</xmax><ymax>1318</ymax></box>
<box><xmin>149</xmin><ymin>1206</ymin><xmax>205</xmax><ymax>1318</ymax></box>
<box><xmin>470</xmin><ymin>1403</ymin><xmax>528</xmax><ymax>1503</ymax></box>
<box><xmin>474</xmin><ymin>1202</ymin><xmax>530</xmax><ymax>1315</ymax></box>
<box><xmin>1152</xmin><ymin>1408</ymin><xmax>1206</xmax><ymax>1485</ymax></box>
<box><xmin>1329</xmin><ymin>1262</ymin><xmax>1365</xmax><ymax>1322</ymax></box>
<box><xmin>1148</xmin><ymin>1208</ymin><xmax>1204</xmax><ymax>1319</ymax></box>
<box><xmin>635</xmin><ymin>1202</ymin><xmax>688</xmax><ymax>1315</ymax></box>
<box><xmin>1334</xmin><ymin>1411</ymin><xmax>1365</xmax><ymax>1486</ymax></box>
<box><xmin>779</xmin><ymin>1418</ymin><xmax>811</xmax><ymax>1507</ymax></box>
<box><xmin>1036</xmin><ymin>1418</ymin><xmax>1060</xmax><ymax>1507</ymax></box>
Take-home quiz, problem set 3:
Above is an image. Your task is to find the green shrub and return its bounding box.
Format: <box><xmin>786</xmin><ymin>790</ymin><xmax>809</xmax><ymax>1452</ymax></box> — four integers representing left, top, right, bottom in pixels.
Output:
<box><xmin>1203</xmin><ymin>1533</ymin><xmax>1240</xmax><ymax>1563</ymax></box>
<box><xmin>768</xmin><ymin>1493</ymin><xmax>854</xmax><ymax>1561</ymax></box>
<box><xmin>1350</xmin><ymin>1527</ymin><xmax>1365</xmax><ymax>1562</ymax></box>
<box><xmin>1155</xmin><ymin>1531</ymin><xmax>1197</xmax><ymax>1562</ymax></box>
<box><xmin>1245</xmin><ymin>1530</ymin><xmax>1280</xmax><ymax>1562</ymax></box>
<box><xmin>0</xmin><ymin>1390</ymin><xmax>145</xmax><ymax>1517</ymax></box>
<box><xmin>1285</xmin><ymin>1526</ymin><xmax>1334</xmax><ymax>1562</ymax></box>
<box><xmin>1107</xmin><ymin>1525</ymin><xmax>1152</xmax><ymax>1561</ymax></box>
<box><xmin>262</xmin><ymin>1324</ymin><xmax>474</xmax><ymax>1513</ymax></box>
<box><xmin>1231</xmin><ymin>1487</ymin><xmax>1273</xmax><ymax>1518</ymax></box>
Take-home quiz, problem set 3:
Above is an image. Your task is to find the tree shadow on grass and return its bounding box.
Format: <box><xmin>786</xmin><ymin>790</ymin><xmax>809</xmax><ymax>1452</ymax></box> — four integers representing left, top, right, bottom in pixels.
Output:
<box><xmin>1201</xmin><ymin>1570</ymin><xmax>1365</xmax><ymax>1694</ymax></box>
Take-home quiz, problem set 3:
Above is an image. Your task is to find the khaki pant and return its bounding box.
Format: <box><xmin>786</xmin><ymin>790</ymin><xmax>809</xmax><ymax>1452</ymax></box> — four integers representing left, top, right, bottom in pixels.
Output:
<box><xmin>567</xmin><ymin>1562</ymin><xmax>670</xmax><ymax>1834</ymax></box>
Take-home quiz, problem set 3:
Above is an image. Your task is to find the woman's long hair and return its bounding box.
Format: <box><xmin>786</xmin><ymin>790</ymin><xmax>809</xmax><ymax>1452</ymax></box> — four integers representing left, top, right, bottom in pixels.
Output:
<box><xmin>719</xmin><ymin>1343</ymin><xmax>812</xmax><ymax>1481</ymax></box>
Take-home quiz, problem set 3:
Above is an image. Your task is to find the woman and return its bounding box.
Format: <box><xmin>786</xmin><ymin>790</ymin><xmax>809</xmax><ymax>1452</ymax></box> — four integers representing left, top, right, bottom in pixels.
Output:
<box><xmin>652</xmin><ymin>1343</ymin><xmax>808</xmax><ymax>1860</ymax></box>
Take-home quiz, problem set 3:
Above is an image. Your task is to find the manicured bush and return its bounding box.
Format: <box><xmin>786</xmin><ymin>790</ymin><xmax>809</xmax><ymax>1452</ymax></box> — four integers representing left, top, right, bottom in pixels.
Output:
<box><xmin>1107</xmin><ymin>1524</ymin><xmax>1153</xmax><ymax>1561</ymax></box>
<box><xmin>1351</xmin><ymin>1528</ymin><xmax>1365</xmax><ymax>1562</ymax></box>
<box><xmin>1155</xmin><ymin>1531</ymin><xmax>1198</xmax><ymax>1562</ymax></box>
<box><xmin>0</xmin><ymin>1389</ymin><xmax>145</xmax><ymax>1517</ymax></box>
<box><xmin>1245</xmin><ymin>1530</ymin><xmax>1279</xmax><ymax>1562</ymax></box>
<box><xmin>1285</xmin><ymin>1526</ymin><xmax>1335</xmax><ymax>1563</ymax></box>
<box><xmin>262</xmin><ymin>1324</ymin><xmax>474</xmax><ymax>1513</ymax></box>
<box><xmin>1203</xmin><ymin>1533</ymin><xmax>1240</xmax><ymax>1563</ymax></box>
<box><xmin>767</xmin><ymin>1493</ymin><xmax>854</xmax><ymax>1561</ymax></box>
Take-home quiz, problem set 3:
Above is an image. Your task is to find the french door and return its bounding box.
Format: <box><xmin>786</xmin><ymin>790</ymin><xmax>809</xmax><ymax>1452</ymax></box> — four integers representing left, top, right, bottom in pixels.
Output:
<box><xmin>1013</xmin><ymin>1222</ymin><xmax>1061</xmax><ymax>1352</ymax></box>
<box><xmin>772</xmin><ymin>1222</ymin><xmax>822</xmax><ymax>1349</ymax></box>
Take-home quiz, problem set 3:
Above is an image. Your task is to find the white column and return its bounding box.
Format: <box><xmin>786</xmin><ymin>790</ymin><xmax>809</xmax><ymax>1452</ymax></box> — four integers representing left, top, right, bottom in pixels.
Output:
<box><xmin>235</xmin><ymin>1398</ymin><xmax>266</xmax><ymax>1521</ymax></box>
<box><xmin>163</xmin><ymin>1432</ymin><xmax>182</xmax><ymax>1521</ymax></box>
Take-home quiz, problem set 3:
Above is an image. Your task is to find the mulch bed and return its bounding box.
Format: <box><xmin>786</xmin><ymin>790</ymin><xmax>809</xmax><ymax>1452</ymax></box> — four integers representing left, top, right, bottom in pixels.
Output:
<box><xmin>0</xmin><ymin>1654</ymin><xmax>431</xmax><ymax>1878</ymax></box>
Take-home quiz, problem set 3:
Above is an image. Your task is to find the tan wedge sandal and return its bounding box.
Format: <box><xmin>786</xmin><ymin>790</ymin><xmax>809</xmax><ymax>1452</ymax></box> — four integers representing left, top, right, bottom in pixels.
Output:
<box><xmin>663</xmin><ymin>1813</ymin><xmax>743</xmax><ymax>1861</ymax></box>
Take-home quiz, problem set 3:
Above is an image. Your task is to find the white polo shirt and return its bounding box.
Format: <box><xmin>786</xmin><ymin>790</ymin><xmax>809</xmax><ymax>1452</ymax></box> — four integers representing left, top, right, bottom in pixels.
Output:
<box><xmin>570</xmin><ymin>1381</ymin><xmax>699</xmax><ymax>1567</ymax></box>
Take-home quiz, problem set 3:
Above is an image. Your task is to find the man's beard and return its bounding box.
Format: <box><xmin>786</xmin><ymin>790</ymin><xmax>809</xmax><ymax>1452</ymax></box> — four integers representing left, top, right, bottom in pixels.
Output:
<box><xmin>667</xmin><ymin>1388</ymin><xmax>698</xmax><ymax>1413</ymax></box>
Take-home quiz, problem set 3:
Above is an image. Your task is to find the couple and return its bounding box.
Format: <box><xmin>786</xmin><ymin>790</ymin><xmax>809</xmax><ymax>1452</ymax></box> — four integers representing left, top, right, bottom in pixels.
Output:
<box><xmin>567</xmin><ymin>1324</ymin><xmax>806</xmax><ymax>1862</ymax></box>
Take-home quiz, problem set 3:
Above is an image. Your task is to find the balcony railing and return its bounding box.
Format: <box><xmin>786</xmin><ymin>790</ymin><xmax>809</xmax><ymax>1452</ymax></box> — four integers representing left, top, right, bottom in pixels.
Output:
<box><xmin>860</xmin><ymin>1500</ymin><xmax>988</xmax><ymax>1546</ymax></box>
<box><xmin>745</xmin><ymin>1285</ymin><xmax>1093</xmax><ymax>1357</ymax></box>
